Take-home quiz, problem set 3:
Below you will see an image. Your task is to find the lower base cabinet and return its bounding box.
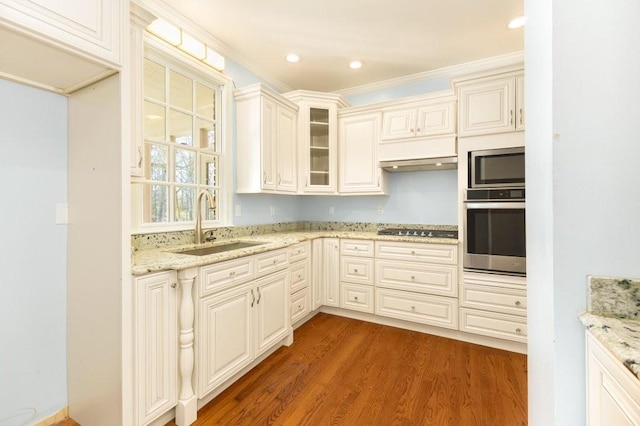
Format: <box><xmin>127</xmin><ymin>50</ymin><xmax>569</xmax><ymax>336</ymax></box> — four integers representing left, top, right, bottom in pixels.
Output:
<box><xmin>134</xmin><ymin>271</ymin><xmax>178</xmax><ymax>426</ymax></box>
<box><xmin>198</xmin><ymin>270</ymin><xmax>290</xmax><ymax>398</ymax></box>
<box><xmin>587</xmin><ymin>331</ymin><xmax>640</xmax><ymax>425</ymax></box>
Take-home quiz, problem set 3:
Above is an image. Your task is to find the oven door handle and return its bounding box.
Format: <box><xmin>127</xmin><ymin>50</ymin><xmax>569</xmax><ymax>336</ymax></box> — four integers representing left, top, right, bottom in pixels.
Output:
<box><xmin>464</xmin><ymin>202</ymin><xmax>525</xmax><ymax>209</ymax></box>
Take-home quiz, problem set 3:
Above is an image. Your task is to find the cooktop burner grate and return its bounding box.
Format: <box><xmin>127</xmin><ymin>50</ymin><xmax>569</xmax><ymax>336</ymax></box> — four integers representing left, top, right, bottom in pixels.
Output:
<box><xmin>377</xmin><ymin>228</ymin><xmax>458</xmax><ymax>239</ymax></box>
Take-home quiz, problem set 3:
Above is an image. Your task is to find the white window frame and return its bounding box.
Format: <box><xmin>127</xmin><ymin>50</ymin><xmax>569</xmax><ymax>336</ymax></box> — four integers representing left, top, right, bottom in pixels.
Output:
<box><xmin>132</xmin><ymin>35</ymin><xmax>233</xmax><ymax>233</ymax></box>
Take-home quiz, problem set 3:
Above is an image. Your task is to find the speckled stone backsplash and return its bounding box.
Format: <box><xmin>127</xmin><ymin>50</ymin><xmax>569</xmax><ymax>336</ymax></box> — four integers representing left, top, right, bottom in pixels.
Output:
<box><xmin>588</xmin><ymin>276</ymin><xmax>640</xmax><ymax>319</ymax></box>
<box><xmin>131</xmin><ymin>221</ymin><xmax>457</xmax><ymax>250</ymax></box>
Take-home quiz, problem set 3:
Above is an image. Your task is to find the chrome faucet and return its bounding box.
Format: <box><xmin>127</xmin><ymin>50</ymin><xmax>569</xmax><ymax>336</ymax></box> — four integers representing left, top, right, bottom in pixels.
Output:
<box><xmin>195</xmin><ymin>190</ymin><xmax>215</xmax><ymax>244</ymax></box>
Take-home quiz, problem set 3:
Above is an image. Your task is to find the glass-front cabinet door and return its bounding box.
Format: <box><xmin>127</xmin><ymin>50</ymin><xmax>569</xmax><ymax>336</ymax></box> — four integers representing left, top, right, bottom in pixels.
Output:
<box><xmin>283</xmin><ymin>91</ymin><xmax>347</xmax><ymax>194</ymax></box>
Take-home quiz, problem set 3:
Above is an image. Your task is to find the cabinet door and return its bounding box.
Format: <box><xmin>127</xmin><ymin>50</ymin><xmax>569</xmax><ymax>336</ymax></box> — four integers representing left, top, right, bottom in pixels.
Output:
<box><xmin>129</xmin><ymin>24</ymin><xmax>144</xmax><ymax>177</ymax></box>
<box><xmin>276</xmin><ymin>105</ymin><xmax>298</xmax><ymax>192</ymax></box>
<box><xmin>0</xmin><ymin>0</ymin><xmax>122</xmax><ymax>65</ymax></box>
<box><xmin>381</xmin><ymin>108</ymin><xmax>416</xmax><ymax>141</ymax></box>
<box><xmin>254</xmin><ymin>270</ymin><xmax>290</xmax><ymax>357</ymax></box>
<box><xmin>338</xmin><ymin>112</ymin><xmax>385</xmax><ymax>194</ymax></box>
<box><xmin>261</xmin><ymin>97</ymin><xmax>277</xmax><ymax>191</ymax></box>
<box><xmin>198</xmin><ymin>285</ymin><xmax>252</xmax><ymax>397</ymax></box>
<box><xmin>416</xmin><ymin>101</ymin><xmax>456</xmax><ymax>137</ymax></box>
<box><xmin>458</xmin><ymin>77</ymin><xmax>516</xmax><ymax>137</ymax></box>
<box><xmin>516</xmin><ymin>74</ymin><xmax>525</xmax><ymax>131</ymax></box>
<box><xmin>135</xmin><ymin>271</ymin><xmax>178</xmax><ymax>426</ymax></box>
<box><xmin>311</xmin><ymin>238</ymin><xmax>323</xmax><ymax>310</ymax></box>
<box><xmin>321</xmin><ymin>238</ymin><xmax>340</xmax><ymax>307</ymax></box>
<box><xmin>304</xmin><ymin>105</ymin><xmax>337</xmax><ymax>193</ymax></box>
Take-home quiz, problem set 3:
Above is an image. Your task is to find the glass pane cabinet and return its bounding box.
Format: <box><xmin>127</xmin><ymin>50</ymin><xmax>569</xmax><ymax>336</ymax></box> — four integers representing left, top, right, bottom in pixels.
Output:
<box><xmin>283</xmin><ymin>91</ymin><xmax>348</xmax><ymax>194</ymax></box>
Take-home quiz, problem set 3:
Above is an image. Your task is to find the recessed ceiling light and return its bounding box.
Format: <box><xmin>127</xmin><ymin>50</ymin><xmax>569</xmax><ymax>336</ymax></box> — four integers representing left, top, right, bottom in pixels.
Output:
<box><xmin>508</xmin><ymin>16</ymin><xmax>526</xmax><ymax>29</ymax></box>
<box><xmin>349</xmin><ymin>60</ymin><xmax>363</xmax><ymax>69</ymax></box>
<box><xmin>286</xmin><ymin>53</ymin><xmax>301</xmax><ymax>63</ymax></box>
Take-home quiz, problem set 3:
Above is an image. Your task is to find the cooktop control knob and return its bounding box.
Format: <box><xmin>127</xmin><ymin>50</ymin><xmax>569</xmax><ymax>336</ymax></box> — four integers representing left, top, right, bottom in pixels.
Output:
<box><xmin>420</xmin><ymin>231</ymin><xmax>426</xmax><ymax>237</ymax></box>
<box><xmin>428</xmin><ymin>231</ymin><xmax>433</xmax><ymax>237</ymax></box>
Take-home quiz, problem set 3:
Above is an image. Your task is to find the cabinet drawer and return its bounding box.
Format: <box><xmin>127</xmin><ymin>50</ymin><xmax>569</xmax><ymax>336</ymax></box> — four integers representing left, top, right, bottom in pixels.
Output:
<box><xmin>254</xmin><ymin>248</ymin><xmax>288</xmax><ymax>277</ymax></box>
<box><xmin>459</xmin><ymin>308</ymin><xmax>527</xmax><ymax>343</ymax></box>
<box><xmin>290</xmin><ymin>259</ymin><xmax>310</xmax><ymax>294</ymax></box>
<box><xmin>375</xmin><ymin>288</ymin><xmax>458</xmax><ymax>329</ymax></box>
<box><xmin>288</xmin><ymin>241</ymin><xmax>310</xmax><ymax>263</ymax></box>
<box><xmin>199</xmin><ymin>257</ymin><xmax>255</xmax><ymax>297</ymax></box>
<box><xmin>375</xmin><ymin>241</ymin><xmax>457</xmax><ymax>265</ymax></box>
<box><xmin>460</xmin><ymin>284</ymin><xmax>527</xmax><ymax>316</ymax></box>
<box><xmin>290</xmin><ymin>288</ymin><xmax>310</xmax><ymax>324</ymax></box>
<box><xmin>376</xmin><ymin>259</ymin><xmax>457</xmax><ymax>297</ymax></box>
<box><xmin>340</xmin><ymin>256</ymin><xmax>374</xmax><ymax>286</ymax></box>
<box><xmin>340</xmin><ymin>283</ymin><xmax>374</xmax><ymax>313</ymax></box>
<box><xmin>340</xmin><ymin>239</ymin><xmax>374</xmax><ymax>257</ymax></box>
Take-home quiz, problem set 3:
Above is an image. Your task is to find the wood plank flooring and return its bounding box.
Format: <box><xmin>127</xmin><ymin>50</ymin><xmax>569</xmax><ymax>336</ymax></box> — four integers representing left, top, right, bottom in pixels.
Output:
<box><xmin>170</xmin><ymin>312</ymin><xmax>527</xmax><ymax>426</ymax></box>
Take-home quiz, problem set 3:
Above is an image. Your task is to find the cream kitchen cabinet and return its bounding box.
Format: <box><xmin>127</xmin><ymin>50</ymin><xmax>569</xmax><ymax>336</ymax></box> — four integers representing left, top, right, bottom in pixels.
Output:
<box><xmin>459</xmin><ymin>271</ymin><xmax>527</xmax><ymax>343</ymax></box>
<box><xmin>374</xmin><ymin>241</ymin><xmax>458</xmax><ymax>329</ymax></box>
<box><xmin>339</xmin><ymin>239</ymin><xmax>375</xmax><ymax>313</ymax></box>
<box><xmin>587</xmin><ymin>331</ymin><xmax>640</xmax><ymax>425</ymax></box>
<box><xmin>198</xmin><ymin>263</ymin><xmax>290</xmax><ymax>398</ymax></box>
<box><xmin>0</xmin><ymin>0</ymin><xmax>123</xmax><ymax>66</ymax></box>
<box><xmin>134</xmin><ymin>270</ymin><xmax>178</xmax><ymax>426</ymax></box>
<box><xmin>288</xmin><ymin>242</ymin><xmax>311</xmax><ymax>326</ymax></box>
<box><xmin>321</xmin><ymin>238</ymin><xmax>340</xmax><ymax>307</ymax></box>
<box><xmin>456</xmin><ymin>71</ymin><xmax>524</xmax><ymax>137</ymax></box>
<box><xmin>235</xmin><ymin>84</ymin><xmax>298</xmax><ymax>194</ymax></box>
<box><xmin>283</xmin><ymin>90</ymin><xmax>348</xmax><ymax>194</ymax></box>
<box><xmin>378</xmin><ymin>93</ymin><xmax>457</xmax><ymax>162</ymax></box>
<box><xmin>338</xmin><ymin>110</ymin><xmax>387</xmax><ymax>194</ymax></box>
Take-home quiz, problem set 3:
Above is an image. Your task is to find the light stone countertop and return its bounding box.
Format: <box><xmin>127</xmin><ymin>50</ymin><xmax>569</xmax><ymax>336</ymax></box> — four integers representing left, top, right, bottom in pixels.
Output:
<box><xmin>132</xmin><ymin>230</ymin><xmax>459</xmax><ymax>276</ymax></box>
<box><xmin>580</xmin><ymin>276</ymin><xmax>640</xmax><ymax>380</ymax></box>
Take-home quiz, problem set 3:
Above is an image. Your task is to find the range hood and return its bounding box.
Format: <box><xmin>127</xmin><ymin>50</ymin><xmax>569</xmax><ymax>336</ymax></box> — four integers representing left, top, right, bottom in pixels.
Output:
<box><xmin>379</xmin><ymin>156</ymin><xmax>458</xmax><ymax>172</ymax></box>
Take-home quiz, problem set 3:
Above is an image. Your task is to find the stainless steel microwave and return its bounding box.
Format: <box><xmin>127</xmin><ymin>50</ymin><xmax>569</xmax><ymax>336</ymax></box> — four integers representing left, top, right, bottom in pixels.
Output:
<box><xmin>469</xmin><ymin>147</ymin><xmax>525</xmax><ymax>188</ymax></box>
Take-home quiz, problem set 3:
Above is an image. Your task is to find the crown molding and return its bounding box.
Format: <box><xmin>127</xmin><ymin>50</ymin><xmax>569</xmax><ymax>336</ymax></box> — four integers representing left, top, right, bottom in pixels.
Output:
<box><xmin>131</xmin><ymin>0</ymin><xmax>294</xmax><ymax>93</ymax></box>
<box><xmin>333</xmin><ymin>51</ymin><xmax>524</xmax><ymax>96</ymax></box>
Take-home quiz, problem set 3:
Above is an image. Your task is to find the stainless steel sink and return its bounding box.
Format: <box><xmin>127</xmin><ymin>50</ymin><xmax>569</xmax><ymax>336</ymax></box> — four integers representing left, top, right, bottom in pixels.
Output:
<box><xmin>177</xmin><ymin>241</ymin><xmax>264</xmax><ymax>256</ymax></box>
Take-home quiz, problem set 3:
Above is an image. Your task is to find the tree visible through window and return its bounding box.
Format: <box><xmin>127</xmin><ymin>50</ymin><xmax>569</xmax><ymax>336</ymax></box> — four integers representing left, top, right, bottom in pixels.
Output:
<box><xmin>141</xmin><ymin>56</ymin><xmax>222</xmax><ymax>226</ymax></box>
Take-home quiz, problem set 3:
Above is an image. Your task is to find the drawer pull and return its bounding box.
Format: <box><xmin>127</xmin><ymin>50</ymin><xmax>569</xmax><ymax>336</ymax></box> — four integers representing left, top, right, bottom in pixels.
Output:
<box><xmin>515</xmin><ymin>300</ymin><xmax>521</xmax><ymax>306</ymax></box>
<box><xmin>298</xmin><ymin>274</ymin><xmax>302</xmax><ymax>279</ymax></box>
<box><xmin>354</xmin><ymin>296</ymin><xmax>359</xmax><ymax>301</ymax></box>
<box><xmin>273</xmin><ymin>260</ymin><xmax>277</xmax><ymax>265</ymax></box>
<box><xmin>229</xmin><ymin>271</ymin><xmax>236</xmax><ymax>277</ymax></box>
<box><xmin>354</xmin><ymin>269</ymin><xmax>358</xmax><ymax>273</ymax></box>
<box><xmin>256</xmin><ymin>288</ymin><xmax>262</xmax><ymax>304</ymax></box>
<box><xmin>411</xmin><ymin>275</ymin><xmax>415</xmax><ymax>280</ymax></box>
<box><xmin>411</xmin><ymin>306</ymin><xmax>416</xmax><ymax>311</ymax></box>
<box><xmin>411</xmin><ymin>250</ymin><xmax>416</xmax><ymax>255</ymax></box>
<box><xmin>250</xmin><ymin>289</ymin><xmax>255</xmax><ymax>307</ymax></box>
<box><xmin>515</xmin><ymin>328</ymin><xmax>522</xmax><ymax>334</ymax></box>
<box><xmin>170</xmin><ymin>283</ymin><xmax>177</xmax><ymax>289</ymax></box>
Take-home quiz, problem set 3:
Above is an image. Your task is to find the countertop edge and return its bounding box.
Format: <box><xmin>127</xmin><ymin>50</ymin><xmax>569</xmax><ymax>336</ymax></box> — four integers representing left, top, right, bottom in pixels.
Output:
<box><xmin>132</xmin><ymin>231</ymin><xmax>459</xmax><ymax>276</ymax></box>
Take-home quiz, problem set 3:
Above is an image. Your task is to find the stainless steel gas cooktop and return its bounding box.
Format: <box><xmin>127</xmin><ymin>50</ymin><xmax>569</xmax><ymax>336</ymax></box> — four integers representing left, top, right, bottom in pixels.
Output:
<box><xmin>376</xmin><ymin>228</ymin><xmax>458</xmax><ymax>239</ymax></box>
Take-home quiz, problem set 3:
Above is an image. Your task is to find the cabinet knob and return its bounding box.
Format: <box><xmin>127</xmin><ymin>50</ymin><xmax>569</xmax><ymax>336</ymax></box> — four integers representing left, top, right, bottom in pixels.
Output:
<box><xmin>515</xmin><ymin>300</ymin><xmax>521</xmax><ymax>306</ymax></box>
<box><xmin>411</xmin><ymin>250</ymin><xmax>416</xmax><ymax>255</ymax></box>
<box><xmin>354</xmin><ymin>269</ymin><xmax>358</xmax><ymax>273</ymax></box>
<box><xmin>170</xmin><ymin>282</ymin><xmax>177</xmax><ymax>289</ymax></box>
<box><xmin>273</xmin><ymin>259</ymin><xmax>277</xmax><ymax>264</ymax></box>
<box><xmin>410</xmin><ymin>128</ymin><xmax>414</xmax><ymax>132</ymax></box>
<box><xmin>416</xmin><ymin>128</ymin><xmax>421</xmax><ymax>132</ymax></box>
<box><xmin>354</xmin><ymin>296</ymin><xmax>359</xmax><ymax>301</ymax></box>
<box><xmin>515</xmin><ymin>328</ymin><xmax>522</xmax><ymax>333</ymax></box>
<box><xmin>411</xmin><ymin>306</ymin><xmax>416</xmax><ymax>311</ymax></box>
<box><xmin>297</xmin><ymin>274</ymin><xmax>302</xmax><ymax>279</ymax></box>
<box><xmin>411</xmin><ymin>275</ymin><xmax>415</xmax><ymax>280</ymax></box>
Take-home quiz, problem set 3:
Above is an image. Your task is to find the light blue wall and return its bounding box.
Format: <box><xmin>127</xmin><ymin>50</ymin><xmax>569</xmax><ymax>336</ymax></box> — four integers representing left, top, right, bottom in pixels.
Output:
<box><xmin>343</xmin><ymin>75</ymin><xmax>452</xmax><ymax>106</ymax></box>
<box><xmin>0</xmin><ymin>79</ymin><xmax>68</xmax><ymax>425</ymax></box>
<box><xmin>300</xmin><ymin>169</ymin><xmax>457</xmax><ymax>224</ymax></box>
<box><xmin>225</xmin><ymin>61</ymin><xmax>458</xmax><ymax>226</ymax></box>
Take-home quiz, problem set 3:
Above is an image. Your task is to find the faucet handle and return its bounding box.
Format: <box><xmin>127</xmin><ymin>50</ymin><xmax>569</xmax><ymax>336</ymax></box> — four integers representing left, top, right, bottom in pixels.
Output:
<box><xmin>204</xmin><ymin>230</ymin><xmax>216</xmax><ymax>242</ymax></box>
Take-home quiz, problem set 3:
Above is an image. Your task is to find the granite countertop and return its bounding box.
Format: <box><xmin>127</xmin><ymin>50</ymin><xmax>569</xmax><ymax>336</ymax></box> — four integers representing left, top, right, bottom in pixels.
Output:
<box><xmin>580</xmin><ymin>276</ymin><xmax>640</xmax><ymax>380</ymax></box>
<box><xmin>132</xmin><ymin>230</ymin><xmax>459</xmax><ymax>276</ymax></box>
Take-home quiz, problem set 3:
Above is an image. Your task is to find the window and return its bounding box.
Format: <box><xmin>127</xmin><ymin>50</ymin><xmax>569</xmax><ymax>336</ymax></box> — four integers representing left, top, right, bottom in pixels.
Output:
<box><xmin>135</xmin><ymin>47</ymin><xmax>229</xmax><ymax>231</ymax></box>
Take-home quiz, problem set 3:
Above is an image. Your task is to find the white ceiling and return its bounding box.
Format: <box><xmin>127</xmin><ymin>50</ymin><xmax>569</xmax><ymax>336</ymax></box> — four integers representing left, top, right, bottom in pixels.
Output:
<box><xmin>162</xmin><ymin>0</ymin><xmax>524</xmax><ymax>93</ymax></box>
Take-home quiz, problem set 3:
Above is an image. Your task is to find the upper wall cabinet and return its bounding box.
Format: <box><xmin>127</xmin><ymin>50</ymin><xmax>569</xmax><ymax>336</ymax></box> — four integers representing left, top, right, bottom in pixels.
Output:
<box><xmin>378</xmin><ymin>93</ymin><xmax>457</xmax><ymax>162</ymax></box>
<box><xmin>235</xmin><ymin>84</ymin><xmax>299</xmax><ymax>194</ymax></box>
<box><xmin>456</xmin><ymin>70</ymin><xmax>524</xmax><ymax>137</ymax></box>
<box><xmin>283</xmin><ymin>91</ymin><xmax>348</xmax><ymax>195</ymax></box>
<box><xmin>338</xmin><ymin>109</ymin><xmax>387</xmax><ymax>195</ymax></box>
<box><xmin>0</xmin><ymin>0</ymin><xmax>124</xmax><ymax>93</ymax></box>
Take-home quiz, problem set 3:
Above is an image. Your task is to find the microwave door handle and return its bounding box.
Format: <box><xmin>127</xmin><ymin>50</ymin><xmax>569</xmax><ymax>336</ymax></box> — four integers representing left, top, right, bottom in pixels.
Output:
<box><xmin>465</xmin><ymin>202</ymin><xmax>525</xmax><ymax>209</ymax></box>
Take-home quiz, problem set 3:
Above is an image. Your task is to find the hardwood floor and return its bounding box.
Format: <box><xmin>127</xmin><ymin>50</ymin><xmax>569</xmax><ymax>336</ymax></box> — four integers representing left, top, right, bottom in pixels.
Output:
<box><xmin>170</xmin><ymin>313</ymin><xmax>527</xmax><ymax>426</ymax></box>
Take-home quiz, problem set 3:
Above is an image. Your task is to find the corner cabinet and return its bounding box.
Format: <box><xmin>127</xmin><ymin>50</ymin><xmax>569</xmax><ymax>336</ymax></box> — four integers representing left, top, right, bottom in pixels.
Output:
<box><xmin>235</xmin><ymin>84</ymin><xmax>298</xmax><ymax>194</ymax></box>
<box><xmin>283</xmin><ymin>91</ymin><xmax>348</xmax><ymax>194</ymax></box>
<box><xmin>134</xmin><ymin>271</ymin><xmax>178</xmax><ymax>426</ymax></box>
<box><xmin>456</xmin><ymin>71</ymin><xmax>524</xmax><ymax>137</ymax></box>
<box><xmin>587</xmin><ymin>332</ymin><xmax>640</xmax><ymax>425</ymax></box>
<box><xmin>338</xmin><ymin>109</ymin><xmax>387</xmax><ymax>194</ymax></box>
